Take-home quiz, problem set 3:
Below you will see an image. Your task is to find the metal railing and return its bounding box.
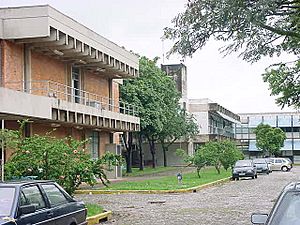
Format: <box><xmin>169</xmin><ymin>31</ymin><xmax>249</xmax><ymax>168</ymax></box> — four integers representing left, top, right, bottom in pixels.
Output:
<box><xmin>3</xmin><ymin>80</ymin><xmax>138</xmax><ymax>116</ymax></box>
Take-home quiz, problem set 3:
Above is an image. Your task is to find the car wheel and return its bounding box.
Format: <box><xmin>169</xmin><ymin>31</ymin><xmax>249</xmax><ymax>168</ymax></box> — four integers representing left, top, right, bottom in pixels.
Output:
<box><xmin>255</xmin><ymin>174</ymin><xmax>258</xmax><ymax>179</ymax></box>
<box><xmin>236</xmin><ymin>177</ymin><xmax>239</xmax><ymax>181</ymax></box>
<box><xmin>281</xmin><ymin>166</ymin><xmax>288</xmax><ymax>172</ymax></box>
<box><xmin>267</xmin><ymin>171</ymin><xmax>269</xmax><ymax>175</ymax></box>
<box><xmin>252</xmin><ymin>176</ymin><xmax>255</xmax><ymax>179</ymax></box>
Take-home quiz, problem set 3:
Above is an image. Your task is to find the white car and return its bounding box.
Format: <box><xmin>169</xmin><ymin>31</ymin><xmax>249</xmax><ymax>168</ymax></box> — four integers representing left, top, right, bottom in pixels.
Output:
<box><xmin>267</xmin><ymin>158</ymin><xmax>293</xmax><ymax>172</ymax></box>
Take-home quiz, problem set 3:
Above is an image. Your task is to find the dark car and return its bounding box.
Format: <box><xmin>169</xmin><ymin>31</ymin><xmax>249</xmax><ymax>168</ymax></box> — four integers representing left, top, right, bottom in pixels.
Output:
<box><xmin>252</xmin><ymin>182</ymin><xmax>300</xmax><ymax>225</ymax></box>
<box><xmin>253</xmin><ymin>158</ymin><xmax>270</xmax><ymax>174</ymax></box>
<box><xmin>0</xmin><ymin>180</ymin><xmax>87</xmax><ymax>225</ymax></box>
<box><xmin>232</xmin><ymin>160</ymin><xmax>257</xmax><ymax>180</ymax></box>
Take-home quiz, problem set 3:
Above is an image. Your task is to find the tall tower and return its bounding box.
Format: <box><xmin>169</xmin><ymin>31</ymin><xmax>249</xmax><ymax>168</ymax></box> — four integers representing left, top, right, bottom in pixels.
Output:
<box><xmin>161</xmin><ymin>63</ymin><xmax>188</xmax><ymax>110</ymax></box>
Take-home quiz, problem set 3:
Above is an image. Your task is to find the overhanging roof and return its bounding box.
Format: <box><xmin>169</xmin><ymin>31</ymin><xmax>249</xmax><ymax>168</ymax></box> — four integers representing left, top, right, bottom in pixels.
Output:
<box><xmin>0</xmin><ymin>5</ymin><xmax>139</xmax><ymax>78</ymax></box>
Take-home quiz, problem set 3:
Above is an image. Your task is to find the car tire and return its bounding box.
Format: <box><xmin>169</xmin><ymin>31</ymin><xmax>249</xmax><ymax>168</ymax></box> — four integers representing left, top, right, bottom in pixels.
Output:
<box><xmin>281</xmin><ymin>166</ymin><xmax>288</xmax><ymax>172</ymax></box>
<box><xmin>267</xmin><ymin>171</ymin><xmax>269</xmax><ymax>175</ymax></box>
<box><xmin>252</xmin><ymin>176</ymin><xmax>255</xmax><ymax>179</ymax></box>
<box><xmin>236</xmin><ymin>177</ymin><xmax>239</xmax><ymax>181</ymax></box>
<box><xmin>255</xmin><ymin>174</ymin><xmax>258</xmax><ymax>179</ymax></box>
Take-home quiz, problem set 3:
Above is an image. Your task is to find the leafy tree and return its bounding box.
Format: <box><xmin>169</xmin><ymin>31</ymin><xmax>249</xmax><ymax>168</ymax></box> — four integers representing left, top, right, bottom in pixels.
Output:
<box><xmin>254</xmin><ymin>124</ymin><xmax>286</xmax><ymax>156</ymax></box>
<box><xmin>159</xmin><ymin>110</ymin><xmax>198</xmax><ymax>167</ymax></box>
<box><xmin>2</xmin><ymin>126</ymin><xmax>123</xmax><ymax>195</ymax></box>
<box><xmin>164</xmin><ymin>0</ymin><xmax>300</xmax><ymax>108</ymax></box>
<box><xmin>121</xmin><ymin>56</ymin><xmax>180</xmax><ymax>168</ymax></box>
<box><xmin>200</xmin><ymin>141</ymin><xmax>223</xmax><ymax>174</ymax></box>
<box><xmin>220</xmin><ymin>140</ymin><xmax>244</xmax><ymax>171</ymax></box>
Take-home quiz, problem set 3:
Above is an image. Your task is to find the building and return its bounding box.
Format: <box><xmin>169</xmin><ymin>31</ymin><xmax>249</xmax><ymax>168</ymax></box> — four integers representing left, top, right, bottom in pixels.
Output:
<box><xmin>236</xmin><ymin>112</ymin><xmax>300</xmax><ymax>162</ymax></box>
<box><xmin>0</xmin><ymin>5</ymin><xmax>140</xmax><ymax>178</ymax></box>
<box><xmin>161</xmin><ymin>63</ymin><xmax>188</xmax><ymax>110</ymax></box>
<box><xmin>189</xmin><ymin>98</ymin><xmax>240</xmax><ymax>149</ymax></box>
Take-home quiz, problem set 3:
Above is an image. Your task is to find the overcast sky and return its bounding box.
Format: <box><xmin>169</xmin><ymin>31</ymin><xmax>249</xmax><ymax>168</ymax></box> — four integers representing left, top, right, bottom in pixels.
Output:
<box><xmin>0</xmin><ymin>0</ymin><xmax>296</xmax><ymax>114</ymax></box>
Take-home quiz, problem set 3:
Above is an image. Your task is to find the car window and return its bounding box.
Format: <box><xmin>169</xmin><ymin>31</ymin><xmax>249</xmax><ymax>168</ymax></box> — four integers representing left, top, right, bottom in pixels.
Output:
<box><xmin>21</xmin><ymin>185</ymin><xmax>46</xmax><ymax>210</ymax></box>
<box><xmin>269</xmin><ymin>192</ymin><xmax>300</xmax><ymax>225</ymax></box>
<box><xmin>41</xmin><ymin>184</ymin><xmax>69</xmax><ymax>207</ymax></box>
<box><xmin>275</xmin><ymin>159</ymin><xmax>282</xmax><ymax>163</ymax></box>
<box><xmin>0</xmin><ymin>187</ymin><xmax>16</xmax><ymax>217</ymax></box>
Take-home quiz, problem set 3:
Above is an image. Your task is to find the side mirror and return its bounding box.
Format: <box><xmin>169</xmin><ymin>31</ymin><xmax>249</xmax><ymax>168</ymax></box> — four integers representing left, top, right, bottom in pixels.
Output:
<box><xmin>19</xmin><ymin>204</ymin><xmax>36</xmax><ymax>215</ymax></box>
<box><xmin>251</xmin><ymin>213</ymin><xmax>268</xmax><ymax>224</ymax></box>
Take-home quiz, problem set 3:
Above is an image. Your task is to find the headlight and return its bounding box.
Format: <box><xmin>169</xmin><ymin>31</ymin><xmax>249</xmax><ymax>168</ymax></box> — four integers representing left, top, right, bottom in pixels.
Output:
<box><xmin>247</xmin><ymin>169</ymin><xmax>253</xmax><ymax>173</ymax></box>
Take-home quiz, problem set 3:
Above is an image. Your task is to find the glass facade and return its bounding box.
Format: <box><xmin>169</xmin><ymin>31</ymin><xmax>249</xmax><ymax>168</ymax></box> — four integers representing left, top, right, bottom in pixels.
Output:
<box><xmin>237</xmin><ymin>114</ymin><xmax>300</xmax><ymax>159</ymax></box>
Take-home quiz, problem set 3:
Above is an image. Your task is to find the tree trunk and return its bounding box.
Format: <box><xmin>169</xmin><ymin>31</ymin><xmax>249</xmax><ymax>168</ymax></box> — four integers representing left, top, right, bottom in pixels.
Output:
<box><xmin>215</xmin><ymin>165</ymin><xmax>221</xmax><ymax>174</ymax></box>
<box><xmin>162</xmin><ymin>145</ymin><xmax>168</xmax><ymax>167</ymax></box>
<box><xmin>138</xmin><ymin>133</ymin><xmax>144</xmax><ymax>171</ymax></box>
<box><xmin>122</xmin><ymin>132</ymin><xmax>133</xmax><ymax>173</ymax></box>
<box><xmin>148</xmin><ymin>136</ymin><xmax>156</xmax><ymax>168</ymax></box>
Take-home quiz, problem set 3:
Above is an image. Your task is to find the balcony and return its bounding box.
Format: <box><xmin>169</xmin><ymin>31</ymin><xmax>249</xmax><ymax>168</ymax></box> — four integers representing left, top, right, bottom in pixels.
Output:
<box><xmin>1</xmin><ymin>80</ymin><xmax>140</xmax><ymax>131</ymax></box>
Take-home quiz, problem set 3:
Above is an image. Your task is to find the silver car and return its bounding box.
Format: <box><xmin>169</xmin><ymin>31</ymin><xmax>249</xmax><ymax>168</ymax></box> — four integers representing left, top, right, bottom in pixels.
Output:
<box><xmin>268</xmin><ymin>158</ymin><xmax>292</xmax><ymax>172</ymax></box>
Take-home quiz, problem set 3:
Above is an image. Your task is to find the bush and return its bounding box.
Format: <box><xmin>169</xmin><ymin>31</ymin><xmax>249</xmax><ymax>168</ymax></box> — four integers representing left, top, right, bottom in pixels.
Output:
<box><xmin>4</xmin><ymin>130</ymin><xmax>123</xmax><ymax>195</ymax></box>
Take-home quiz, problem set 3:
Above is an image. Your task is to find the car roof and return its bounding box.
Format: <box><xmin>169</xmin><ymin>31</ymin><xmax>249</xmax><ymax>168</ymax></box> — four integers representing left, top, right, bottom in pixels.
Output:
<box><xmin>283</xmin><ymin>182</ymin><xmax>300</xmax><ymax>192</ymax></box>
<box><xmin>0</xmin><ymin>180</ymin><xmax>54</xmax><ymax>187</ymax></box>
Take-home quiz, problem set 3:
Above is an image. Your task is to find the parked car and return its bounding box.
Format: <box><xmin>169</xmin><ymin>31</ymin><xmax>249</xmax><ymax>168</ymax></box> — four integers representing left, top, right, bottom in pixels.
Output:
<box><xmin>253</xmin><ymin>158</ymin><xmax>271</xmax><ymax>174</ymax></box>
<box><xmin>0</xmin><ymin>180</ymin><xmax>87</xmax><ymax>225</ymax></box>
<box><xmin>252</xmin><ymin>181</ymin><xmax>300</xmax><ymax>225</ymax></box>
<box><xmin>268</xmin><ymin>157</ymin><xmax>293</xmax><ymax>172</ymax></box>
<box><xmin>232</xmin><ymin>160</ymin><xmax>257</xmax><ymax>180</ymax></box>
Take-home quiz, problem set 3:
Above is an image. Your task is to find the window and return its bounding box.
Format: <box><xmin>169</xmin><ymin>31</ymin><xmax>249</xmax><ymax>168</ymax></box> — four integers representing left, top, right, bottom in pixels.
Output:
<box><xmin>41</xmin><ymin>184</ymin><xmax>68</xmax><ymax>207</ymax></box>
<box><xmin>263</xmin><ymin>115</ymin><xmax>276</xmax><ymax>127</ymax></box>
<box><xmin>249</xmin><ymin>116</ymin><xmax>263</xmax><ymax>127</ymax></box>
<box><xmin>278</xmin><ymin>115</ymin><xmax>292</xmax><ymax>127</ymax></box>
<box><xmin>281</xmin><ymin>139</ymin><xmax>293</xmax><ymax>150</ymax></box>
<box><xmin>275</xmin><ymin>159</ymin><xmax>282</xmax><ymax>163</ymax></box>
<box><xmin>90</xmin><ymin>131</ymin><xmax>99</xmax><ymax>159</ymax></box>
<box><xmin>71</xmin><ymin>67</ymin><xmax>81</xmax><ymax>103</ymax></box>
<box><xmin>0</xmin><ymin>187</ymin><xmax>15</xmax><ymax>216</ymax></box>
<box><xmin>20</xmin><ymin>185</ymin><xmax>46</xmax><ymax>210</ymax></box>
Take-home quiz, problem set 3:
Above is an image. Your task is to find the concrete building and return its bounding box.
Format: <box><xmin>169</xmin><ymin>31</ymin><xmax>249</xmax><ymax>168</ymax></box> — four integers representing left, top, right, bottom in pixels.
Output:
<box><xmin>189</xmin><ymin>98</ymin><xmax>240</xmax><ymax>149</ymax></box>
<box><xmin>0</xmin><ymin>5</ymin><xmax>140</xmax><ymax>178</ymax></box>
<box><xmin>161</xmin><ymin>63</ymin><xmax>188</xmax><ymax>110</ymax></box>
<box><xmin>236</xmin><ymin>112</ymin><xmax>300</xmax><ymax>162</ymax></box>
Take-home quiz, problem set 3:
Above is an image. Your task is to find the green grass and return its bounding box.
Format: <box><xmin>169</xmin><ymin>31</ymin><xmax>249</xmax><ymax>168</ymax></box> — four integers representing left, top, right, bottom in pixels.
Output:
<box><xmin>86</xmin><ymin>203</ymin><xmax>104</xmax><ymax>217</ymax></box>
<box><xmin>107</xmin><ymin>167</ymin><xmax>231</xmax><ymax>190</ymax></box>
<box><xmin>123</xmin><ymin>166</ymin><xmax>178</xmax><ymax>177</ymax></box>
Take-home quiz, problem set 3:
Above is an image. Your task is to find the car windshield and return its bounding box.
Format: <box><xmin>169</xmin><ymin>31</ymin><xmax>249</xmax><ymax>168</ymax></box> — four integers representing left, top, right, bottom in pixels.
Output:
<box><xmin>254</xmin><ymin>159</ymin><xmax>267</xmax><ymax>164</ymax></box>
<box><xmin>235</xmin><ymin>161</ymin><xmax>251</xmax><ymax>167</ymax></box>
<box><xmin>0</xmin><ymin>187</ymin><xmax>16</xmax><ymax>217</ymax></box>
<box><xmin>269</xmin><ymin>192</ymin><xmax>300</xmax><ymax>225</ymax></box>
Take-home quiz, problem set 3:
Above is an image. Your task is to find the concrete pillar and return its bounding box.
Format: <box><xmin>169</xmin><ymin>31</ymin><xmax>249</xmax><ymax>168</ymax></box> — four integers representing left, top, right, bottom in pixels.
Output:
<box><xmin>24</xmin><ymin>44</ymin><xmax>31</xmax><ymax>93</ymax></box>
<box><xmin>1</xmin><ymin>120</ymin><xmax>4</xmax><ymax>182</ymax></box>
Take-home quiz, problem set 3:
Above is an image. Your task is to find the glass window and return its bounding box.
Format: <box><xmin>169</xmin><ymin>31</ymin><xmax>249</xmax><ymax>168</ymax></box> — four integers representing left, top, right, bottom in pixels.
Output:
<box><xmin>293</xmin><ymin>116</ymin><xmax>300</xmax><ymax>127</ymax></box>
<box><xmin>278</xmin><ymin>115</ymin><xmax>292</xmax><ymax>127</ymax></box>
<box><xmin>0</xmin><ymin>187</ymin><xmax>15</xmax><ymax>216</ymax></box>
<box><xmin>249</xmin><ymin>116</ymin><xmax>263</xmax><ymax>127</ymax></box>
<box><xmin>294</xmin><ymin>140</ymin><xmax>300</xmax><ymax>150</ymax></box>
<box><xmin>89</xmin><ymin>131</ymin><xmax>99</xmax><ymax>159</ymax></box>
<box><xmin>249</xmin><ymin>140</ymin><xmax>259</xmax><ymax>151</ymax></box>
<box><xmin>263</xmin><ymin>115</ymin><xmax>277</xmax><ymax>127</ymax></box>
<box><xmin>21</xmin><ymin>185</ymin><xmax>46</xmax><ymax>210</ymax></box>
<box><xmin>282</xmin><ymin>139</ymin><xmax>293</xmax><ymax>150</ymax></box>
<box><xmin>41</xmin><ymin>184</ymin><xmax>69</xmax><ymax>207</ymax></box>
<box><xmin>275</xmin><ymin>159</ymin><xmax>282</xmax><ymax>163</ymax></box>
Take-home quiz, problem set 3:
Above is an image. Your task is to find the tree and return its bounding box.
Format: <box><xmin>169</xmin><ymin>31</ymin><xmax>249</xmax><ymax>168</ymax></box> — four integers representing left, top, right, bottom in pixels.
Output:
<box><xmin>220</xmin><ymin>140</ymin><xmax>244</xmax><ymax>171</ymax></box>
<box><xmin>164</xmin><ymin>0</ymin><xmax>300</xmax><ymax>109</ymax></box>
<box><xmin>121</xmin><ymin>56</ymin><xmax>181</xmax><ymax>168</ymax></box>
<box><xmin>159</xmin><ymin>110</ymin><xmax>198</xmax><ymax>167</ymax></box>
<box><xmin>254</xmin><ymin>124</ymin><xmax>286</xmax><ymax>156</ymax></box>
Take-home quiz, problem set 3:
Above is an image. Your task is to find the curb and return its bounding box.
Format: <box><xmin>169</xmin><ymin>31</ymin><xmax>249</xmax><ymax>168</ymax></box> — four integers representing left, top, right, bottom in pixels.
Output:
<box><xmin>87</xmin><ymin>210</ymin><xmax>112</xmax><ymax>225</ymax></box>
<box><xmin>76</xmin><ymin>177</ymin><xmax>231</xmax><ymax>195</ymax></box>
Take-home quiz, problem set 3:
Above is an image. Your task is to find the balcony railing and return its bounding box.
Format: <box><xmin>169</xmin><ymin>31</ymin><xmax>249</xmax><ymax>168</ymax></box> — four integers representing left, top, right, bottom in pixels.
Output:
<box><xmin>3</xmin><ymin>80</ymin><xmax>138</xmax><ymax>116</ymax></box>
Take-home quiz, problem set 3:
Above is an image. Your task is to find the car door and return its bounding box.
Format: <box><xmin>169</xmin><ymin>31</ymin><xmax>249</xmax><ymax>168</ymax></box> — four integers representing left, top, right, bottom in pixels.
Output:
<box><xmin>17</xmin><ymin>185</ymin><xmax>55</xmax><ymax>225</ymax></box>
<box><xmin>274</xmin><ymin>159</ymin><xmax>283</xmax><ymax>170</ymax></box>
<box><xmin>41</xmin><ymin>183</ymin><xmax>83</xmax><ymax>225</ymax></box>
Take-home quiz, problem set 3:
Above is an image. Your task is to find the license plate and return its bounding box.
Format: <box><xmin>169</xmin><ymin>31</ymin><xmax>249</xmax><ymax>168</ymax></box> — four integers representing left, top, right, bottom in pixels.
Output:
<box><xmin>239</xmin><ymin>173</ymin><xmax>245</xmax><ymax>176</ymax></box>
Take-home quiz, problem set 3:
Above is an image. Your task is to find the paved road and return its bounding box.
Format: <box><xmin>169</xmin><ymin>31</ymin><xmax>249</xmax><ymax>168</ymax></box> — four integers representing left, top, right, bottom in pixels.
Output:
<box><xmin>77</xmin><ymin>167</ymin><xmax>300</xmax><ymax>225</ymax></box>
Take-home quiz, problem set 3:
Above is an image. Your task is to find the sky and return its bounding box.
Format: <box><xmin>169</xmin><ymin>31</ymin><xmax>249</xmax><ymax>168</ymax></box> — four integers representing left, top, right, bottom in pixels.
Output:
<box><xmin>0</xmin><ymin>0</ymin><xmax>296</xmax><ymax>114</ymax></box>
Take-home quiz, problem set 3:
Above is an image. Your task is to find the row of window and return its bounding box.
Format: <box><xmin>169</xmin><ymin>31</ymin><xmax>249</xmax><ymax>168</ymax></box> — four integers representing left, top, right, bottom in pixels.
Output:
<box><xmin>236</xmin><ymin>127</ymin><xmax>300</xmax><ymax>134</ymax></box>
<box><xmin>245</xmin><ymin>115</ymin><xmax>300</xmax><ymax>127</ymax></box>
<box><xmin>244</xmin><ymin>139</ymin><xmax>300</xmax><ymax>151</ymax></box>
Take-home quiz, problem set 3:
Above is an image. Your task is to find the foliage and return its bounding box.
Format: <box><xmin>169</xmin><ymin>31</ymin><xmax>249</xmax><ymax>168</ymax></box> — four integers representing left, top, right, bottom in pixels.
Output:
<box><xmin>176</xmin><ymin>140</ymin><xmax>243</xmax><ymax>176</ymax></box>
<box><xmin>219</xmin><ymin>140</ymin><xmax>244</xmax><ymax>171</ymax></box>
<box><xmin>121</xmin><ymin>56</ymin><xmax>183</xmax><ymax>168</ymax></box>
<box><xmin>254</xmin><ymin>124</ymin><xmax>286</xmax><ymax>156</ymax></box>
<box><xmin>164</xmin><ymin>0</ymin><xmax>300</xmax><ymax>109</ymax></box>
<box><xmin>3</xmin><ymin>126</ymin><xmax>123</xmax><ymax>195</ymax></box>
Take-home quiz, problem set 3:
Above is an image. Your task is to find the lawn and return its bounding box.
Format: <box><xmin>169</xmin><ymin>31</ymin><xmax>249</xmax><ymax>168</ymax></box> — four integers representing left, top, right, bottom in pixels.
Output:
<box><xmin>86</xmin><ymin>203</ymin><xmax>103</xmax><ymax>217</ymax></box>
<box><xmin>106</xmin><ymin>167</ymin><xmax>231</xmax><ymax>190</ymax></box>
<box><xmin>123</xmin><ymin>166</ymin><xmax>179</xmax><ymax>177</ymax></box>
